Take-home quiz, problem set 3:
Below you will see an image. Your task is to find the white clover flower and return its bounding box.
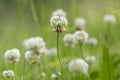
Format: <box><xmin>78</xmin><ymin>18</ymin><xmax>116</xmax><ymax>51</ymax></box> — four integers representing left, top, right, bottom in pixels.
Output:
<box><xmin>51</xmin><ymin>72</ymin><xmax>61</xmax><ymax>80</ymax></box>
<box><xmin>103</xmin><ymin>14</ymin><xmax>116</xmax><ymax>24</ymax></box>
<box><xmin>42</xmin><ymin>47</ymin><xmax>57</xmax><ymax>56</ymax></box>
<box><xmin>68</xmin><ymin>58</ymin><xmax>89</xmax><ymax>74</ymax></box>
<box><xmin>74</xmin><ymin>31</ymin><xmax>88</xmax><ymax>44</ymax></box>
<box><xmin>85</xmin><ymin>56</ymin><xmax>96</xmax><ymax>64</ymax></box>
<box><xmin>87</xmin><ymin>37</ymin><xmax>98</xmax><ymax>46</ymax></box>
<box><xmin>74</xmin><ymin>17</ymin><xmax>86</xmax><ymax>30</ymax></box>
<box><xmin>50</xmin><ymin>16</ymin><xmax>68</xmax><ymax>32</ymax></box>
<box><xmin>52</xmin><ymin>9</ymin><xmax>66</xmax><ymax>17</ymax></box>
<box><xmin>4</xmin><ymin>49</ymin><xmax>20</xmax><ymax>63</ymax></box>
<box><xmin>2</xmin><ymin>70</ymin><xmax>14</xmax><ymax>77</ymax></box>
<box><xmin>25</xmin><ymin>50</ymin><xmax>40</xmax><ymax>64</ymax></box>
<box><xmin>23</xmin><ymin>37</ymin><xmax>46</xmax><ymax>51</ymax></box>
<box><xmin>63</xmin><ymin>34</ymin><xmax>77</xmax><ymax>48</ymax></box>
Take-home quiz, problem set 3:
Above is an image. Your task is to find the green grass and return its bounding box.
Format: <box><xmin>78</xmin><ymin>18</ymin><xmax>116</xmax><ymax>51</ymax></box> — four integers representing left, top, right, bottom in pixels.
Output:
<box><xmin>0</xmin><ymin>0</ymin><xmax>120</xmax><ymax>80</ymax></box>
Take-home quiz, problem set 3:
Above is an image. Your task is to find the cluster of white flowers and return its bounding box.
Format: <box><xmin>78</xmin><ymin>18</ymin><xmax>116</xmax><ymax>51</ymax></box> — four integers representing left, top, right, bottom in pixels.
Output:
<box><xmin>52</xmin><ymin>9</ymin><xmax>66</xmax><ymax>17</ymax></box>
<box><xmin>41</xmin><ymin>47</ymin><xmax>57</xmax><ymax>56</ymax></box>
<box><xmin>51</xmin><ymin>72</ymin><xmax>61</xmax><ymax>80</ymax></box>
<box><xmin>4</xmin><ymin>49</ymin><xmax>20</xmax><ymax>63</ymax></box>
<box><xmin>23</xmin><ymin>37</ymin><xmax>46</xmax><ymax>64</ymax></box>
<box><xmin>50</xmin><ymin>16</ymin><xmax>68</xmax><ymax>32</ymax></box>
<box><xmin>74</xmin><ymin>17</ymin><xmax>86</xmax><ymax>30</ymax></box>
<box><xmin>85</xmin><ymin>56</ymin><xmax>96</xmax><ymax>64</ymax></box>
<box><xmin>87</xmin><ymin>37</ymin><xmax>98</xmax><ymax>46</ymax></box>
<box><xmin>50</xmin><ymin>9</ymin><xmax>68</xmax><ymax>32</ymax></box>
<box><xmin>103</xmin><ymin>14</ymin><xmax>116</xmax><ymax>24</ymax></box>
<box><xmin>74</xmin><ymin>31</ymin><xmax>88</xmax><ymax>44</ymax></box>
<box><xmin>63</xmin><ymin>34</ymin><xmax>77</xmax><ymax>48</ymax></box>
<box><xmin>23</xmin><ymin>37</ymin><xmax>46</xmax><ymax>51</ymax></box>
<box><xmin>2</xmin><ymin>70</ymin><xmax>14</xmax><ymax>78</ymax></box>
<box><xmin>68</xmin><ymin>59</ymin><xmax>89</xmax><ymax>74</ymax></box>
<box><xmin>25</xmin><ymin>50</ymin><xmax>41</xmax><ymax>64</ymax></box>
<box><xmin>68</xmin><ymin>58</ymin><xmax>89</xmax><ymax>74</ymax></box>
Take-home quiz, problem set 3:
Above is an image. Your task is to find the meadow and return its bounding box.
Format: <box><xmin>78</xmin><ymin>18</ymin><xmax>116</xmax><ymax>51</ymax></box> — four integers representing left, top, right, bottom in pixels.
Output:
<box><xmin>0</xmin><ymin>0</ymin><xmax>120</xmax><ymax>80</ymax></box>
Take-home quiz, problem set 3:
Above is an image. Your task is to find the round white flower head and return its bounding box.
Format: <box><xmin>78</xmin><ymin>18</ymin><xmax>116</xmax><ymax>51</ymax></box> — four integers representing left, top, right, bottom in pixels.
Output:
<box><xmin>68</xmin><ymin>58</ymin><xmax>89</xmax><ymax>74</ymax></box>
<box><xmin>25</xmin><ymin>50</ymin><xmax>40</xmax><ymax>64</ymax></box>
<box><xmin>74</xmin><ymin>31</ymin><xmax>88</xmax><ymax>44</ymax></box>
<box><xmin>52</xmin><ymin>9</ymin><xmax>66</xmax><ymax>17</ymax></box>
<box><xmin>74</xmin><ymin>17</ymin><xmax>86</xmax><ymax>30</ymax></box>
<box><xmin>85</xmin><ymin>56</ymin><xmax>96</xmax><ymax>64</ymax></box>
<box><xmin>23</xmin><ymin>37</ymin><xmax>45</xmax><ymax>51</ymax></box>
<box><xmin>42</xmin><ymin>47</ymin><xmax>57</xmax><ymax>56</ymax></box>
<box><xmin>87</xmin><ymin>37</ymin><xmax>98</xmax><ymax>46</ymax></box>
<box><xmin>4</xmin><ymin>49</ymin><xmax>20</xmax><ymax>63</ymax></box>
<box><xmin>50</xmin><ymin>16</ymin><xmax>68</xmax><ymax>32</ymax></box>
<box><xmin>104</xmin><ymin>14</ymin><xmax>116</xmax><ymax>24</ymax></box>
<box><xmin>63</xmin><ymin>34</ymin><xmax>77</xmax><ymax>48</ymax></box>
<box><xmin>3</xmin><ymin>70</ymin><xmax>14</xmax><ymax>77</ymax></box>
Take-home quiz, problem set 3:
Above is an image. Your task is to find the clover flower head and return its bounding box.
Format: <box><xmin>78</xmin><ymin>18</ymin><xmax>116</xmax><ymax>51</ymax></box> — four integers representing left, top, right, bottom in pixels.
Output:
<box><xmin>3</xmin><ymin>70</ymin><xmax>14</xmax><ymax>78</ymax></box>
<box><xmin>104</xmin><ymin>14</ymin><xmax>116</xmax><ymax>24</ymax></box>
<box><xmin>74</xmin><ymin>31</ymin><xmax>88</xmax><ymax>44</ymax></box>
<box><xmin>87</xmin><ymin>37</ymin><xmax>98</xmax><ymax>46</ymax></box>
<box><xmin>85</xmin><ymin>56</ymin><xmax>96</xmax><ymax>64</ymax></box>
<box><xmin>63</xmin><ymin>34</ymin><xmax>77</xmax><ymax>48</ymax></box>
<box><xmin>23</xmin><ymin>37</ymin><xmax>46</xmax><ymax>51</ymax></box>
<box><xmin>25</xmin><ymin>50</ymin><xmax>40</xmax><ymax>64</ymax></box>
<box><xmin>74</xmin><ymin>17</ymin><xmax>86</xmax><ymax>30</ymax></box>
<box><xmin>50</xmin><ymin>16</ymin><xmax>68</xmax><ymax>32</ymax></box>
<box><xmin>52</xmin><ymin>9</ymin><xmax>66</xmax><ymax>17</ymax></box>
<box><xmin>68</xmin><ymin>58</ymin><xmax>89</xmax><ymax>74</ymax></box>
<box><xmin>4</xmin><ymin>49</ymin><xmax>20</xmax><ymax>63</ymax></box>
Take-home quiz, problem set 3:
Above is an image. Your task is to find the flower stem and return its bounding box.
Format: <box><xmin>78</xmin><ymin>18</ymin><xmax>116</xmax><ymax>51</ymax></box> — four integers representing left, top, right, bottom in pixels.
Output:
<box><xmin>22</xmin><ymin>59</ymin><xmax>26</xmax><ymax>80</ymax></box>
<box><xmin>57</xmin><ymin>32</ymin><xmax>64</xmax><ymax>74</ymax></box>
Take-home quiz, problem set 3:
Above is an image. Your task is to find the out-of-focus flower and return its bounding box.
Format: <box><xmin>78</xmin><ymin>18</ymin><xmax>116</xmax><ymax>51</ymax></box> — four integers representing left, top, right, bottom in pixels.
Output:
<box><xmin>103</xmin><ymin>14</ymin><xmax>116</xmax><ymax>24</ymax></box>
<box><xmin>2</xmin><ymin>70</ymin><xmax>14</xmax><ymax>78</ymax></box>
<box><xmin>85</xmin><ymin>56</ymin><xmax>96</xmax><ymax>64</ymax></box>
<box><xmin>23</xmin><ymin>37</ymin><xmax>46</xmax><ymax>52</ymax></box>
<box><xmin>51</xmin><ymin>72</ymin><xmax>61</xmax><ymax>80</ymax></box>
<box><xmin>50</xmin><ymin>16</ymin><xmax>68</xmax><ymax>32</ymax></box>
<box><xmin>41</xmin><ymin>47</ymin><xmax>57</xmax><ymax>56</ymax></box>
<box><xmin>25</xmin><ymin>50</ymin><xmax>40</xmax><ymax>64</ymax></box>
<box><xmin>74</xmin><ymin>17</ymin><xmax>86</xmax><ymax>30</ymax></box>
<box><xmin>52</xmin><ymin>9</ymin><xmax>66</xmax><ymax>17</ymax></box>
<box><xmin>68</xmin><ymin>58</ymin><xmax>89</xmax><ymax>74</ymax></box>
<box><xmin>63</xmin><ymin>34</ymin><xmax>77</xmax><ymax>48</ymax></box>
<box><xmin>4</xmin><ymin>49</ymin><xmax>20</xmax><ymax>63</ymax></box>
<box><xmin>87</xmin><ymin>37</ymin><xmax>98</xmax><ymax>46</ymax></box>
<box><xmin>74</xmin><ymin>31</ymin><xmax>88</xmax><ymax>44</ymax></box>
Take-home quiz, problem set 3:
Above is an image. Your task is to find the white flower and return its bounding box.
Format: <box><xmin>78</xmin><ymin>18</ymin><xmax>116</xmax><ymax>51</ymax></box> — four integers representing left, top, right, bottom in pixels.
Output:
<box><xmin>4</xmin><ymin>49</ymin><xmax>20</xmax><ymax>63</ymax></box>
<box><xmin>63</xmin><ymin>34</ymin><xmax>77</xmax><ymax>48</ymax></box>
<box><xmin>3</xmin><ymin>70</ymin><xmax>14</xmax><ymax>77</ymax></box>
<box><xmin>68</xmin><ymin>58</ymin><xmax>89</xmax><ymax>74</ymax></box>
<box><xmin>74</xmin><ymin>31</ymin><xmax>88</xmax><ymax>44</ymax></box>
<box><xmin>50</xmin><ymin>16</ymin><xmax>68</xmax><ymax>32</ymax></box>
<box><xmin>23</xmin><ymin>37</ymin><xmax>46</xmax><ymax>51</ymax></box>
<box><xmin>103</xmin><ymin>14</ymin><xmax>116</xmax><ymax>24</ymax></box>
<box><xmin>87</xmin><ymin>37</ymin><xmax>98</xmax><ymax>46</ymax></box>
<box><xmin>51</xmin><ymin>72</ymin><xmax>61</xmax><ymax>80</ymax></box>
<box><xmin>85</xmin><ymin>56</ymin><xmax>96</xmax><ymax>64</ymax></box>
<box><xmin>52</xmin><ymin>9</ymin><xmax>66</xmax><ymax>17</ymax></box>
<box><xmin>42</xmin><ymin>47</ymin><xmax>57</xmax><ymax>56</ymax></box>
<box><xmin>74</xmin><ymin>17</ymin><xmax>86</xmax><ymax>30</ymax></box>
<box><xmin>25</xmin><ymin>50</ymin><xmax>40</xmax><ymax>64</ymax></box>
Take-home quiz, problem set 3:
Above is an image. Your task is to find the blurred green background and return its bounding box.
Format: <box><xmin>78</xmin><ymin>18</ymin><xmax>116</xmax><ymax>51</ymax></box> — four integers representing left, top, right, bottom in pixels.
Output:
<box><xmin>0</xmin><ymin>0</ymin><xmax>120</xmax><ymax>79</ymax></box>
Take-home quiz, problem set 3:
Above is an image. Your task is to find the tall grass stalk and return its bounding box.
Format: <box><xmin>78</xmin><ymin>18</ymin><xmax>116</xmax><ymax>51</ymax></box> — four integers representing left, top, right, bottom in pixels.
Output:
<box><xmin>80</xmin><ymin>45</ymin><xmax>83</xmax><ymax>58</ymax></box>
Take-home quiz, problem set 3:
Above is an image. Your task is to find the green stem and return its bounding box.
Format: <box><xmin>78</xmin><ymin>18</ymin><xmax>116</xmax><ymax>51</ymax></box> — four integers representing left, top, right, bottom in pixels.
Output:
<box><xmin>22</xmin><ymin>59</ymin><xmax>26</xmax><ymax>80</ymax></box>
<box><xmin>57</xmin><ymin>32</ymin><xmax>64</xmax><ymax>75</ymax></box>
